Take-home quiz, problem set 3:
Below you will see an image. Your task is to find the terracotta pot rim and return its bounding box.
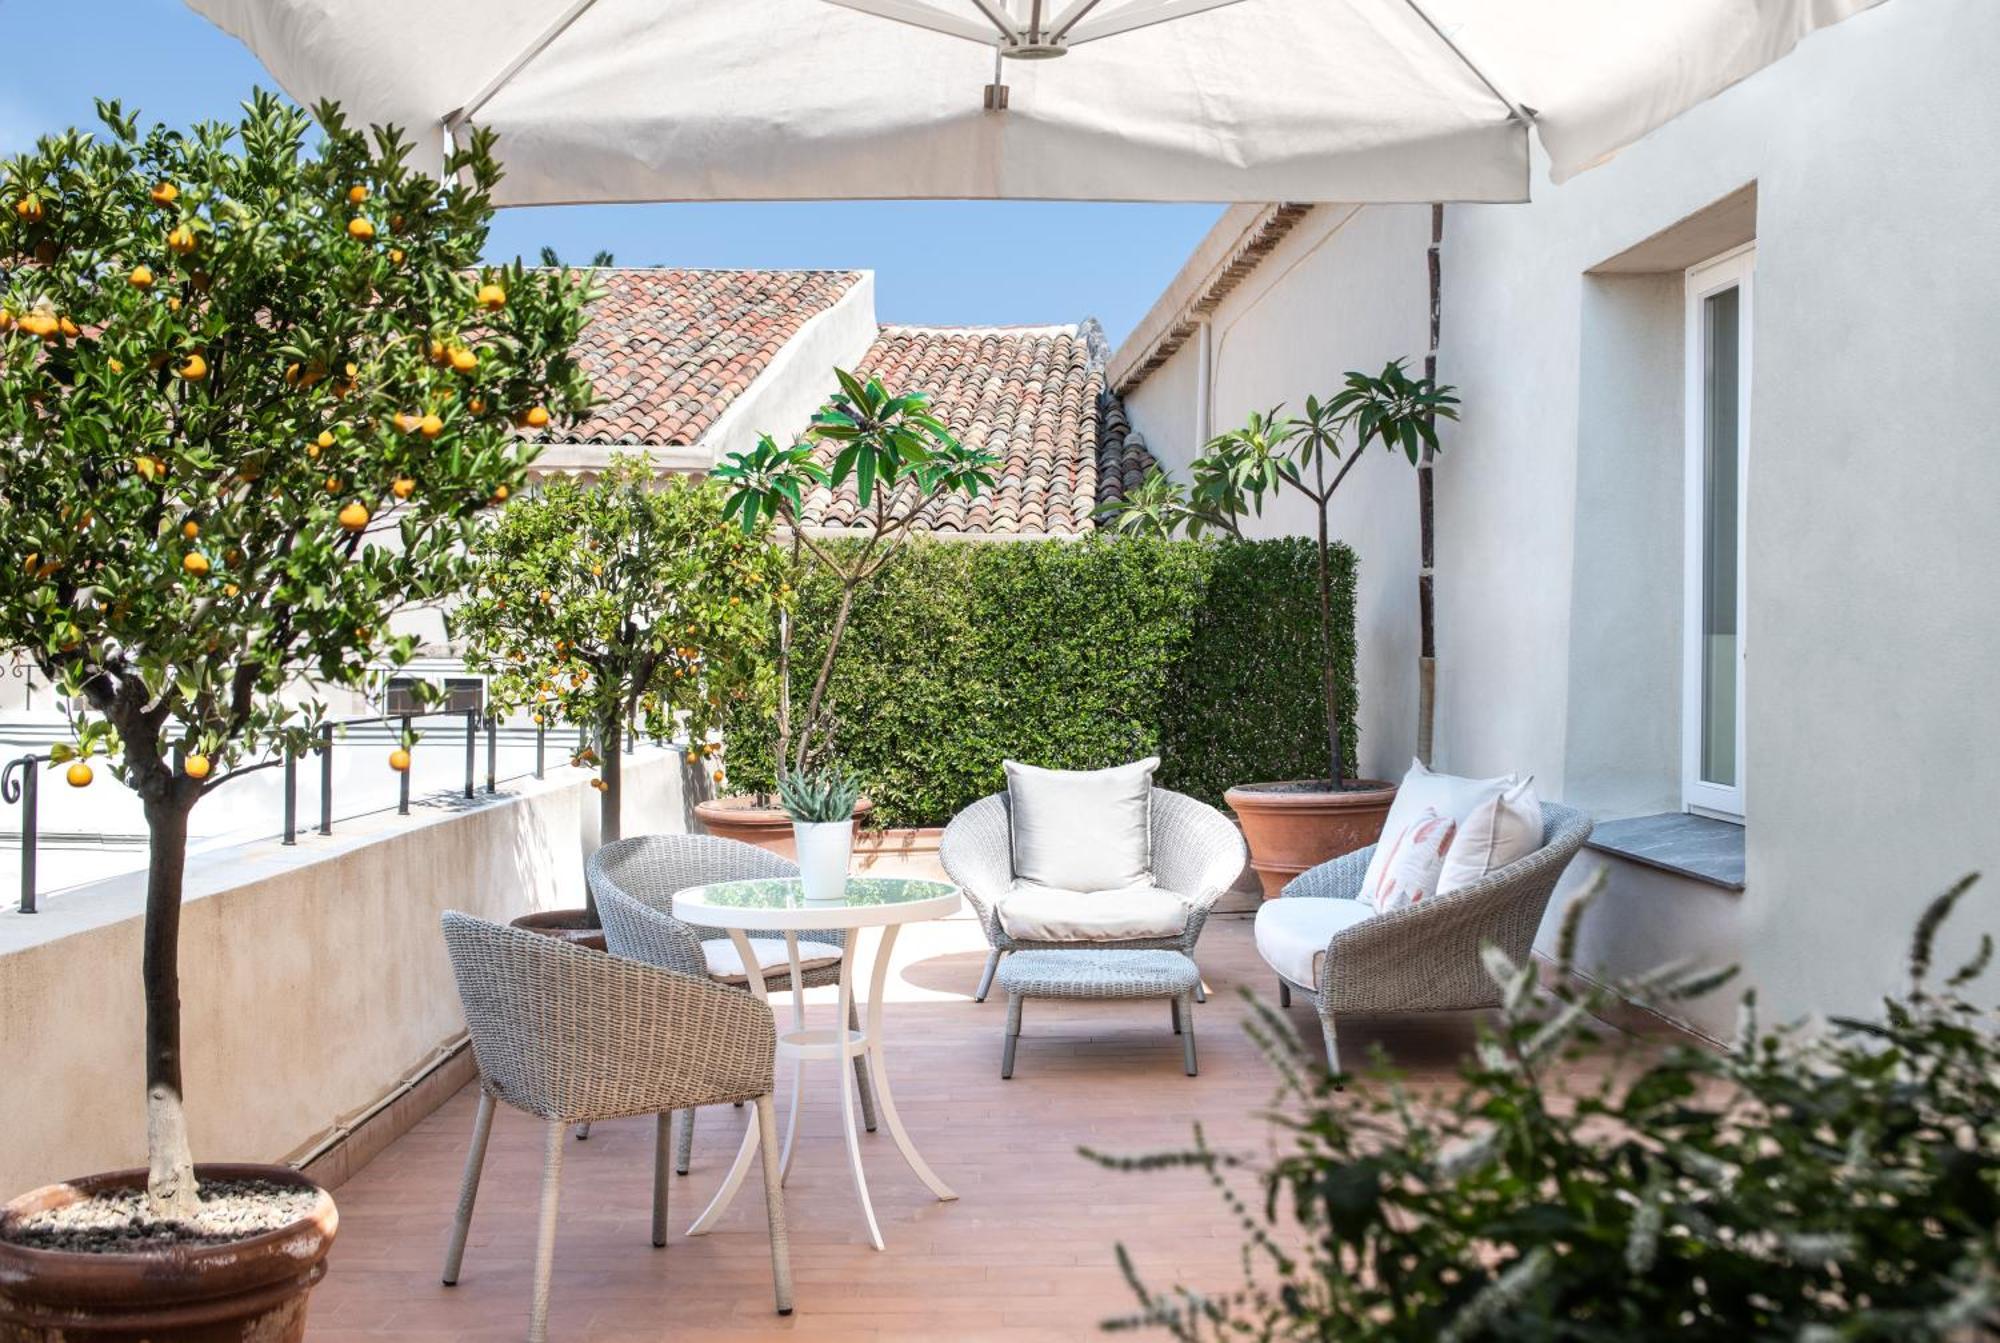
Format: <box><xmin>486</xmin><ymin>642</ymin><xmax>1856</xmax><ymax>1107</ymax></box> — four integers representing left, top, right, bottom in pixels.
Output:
<box><xmin>0</xmin><ymin>1163</ymin><xmax>335</xmax><ymax>1306</ymax></box>
<box><xmin>1226</xmin><ymin>779</ymin><xmax>1397</xmax><ymax>807</ymax></box>
<box><xmin>693</xmin><ymin>795</ymin><xmax>875</xmax><ymax>824</ymax></box>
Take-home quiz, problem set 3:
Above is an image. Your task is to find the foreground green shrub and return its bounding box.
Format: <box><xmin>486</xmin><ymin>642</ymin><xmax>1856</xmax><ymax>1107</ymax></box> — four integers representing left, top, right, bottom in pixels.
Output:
<box><xmin>1088</xmin><ymin>876</ymin><xmax>2000</xmax><ymax>1340</ymax></box>
<box><xmin>723</xmin><ymin>535</ymin><xmax>1354</xmax><ymax>825</ymax></box>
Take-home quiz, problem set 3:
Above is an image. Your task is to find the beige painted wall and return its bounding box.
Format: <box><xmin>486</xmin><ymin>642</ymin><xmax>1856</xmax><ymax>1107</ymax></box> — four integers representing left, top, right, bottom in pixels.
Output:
<box><xmin>0</xmin><ymin>749</ymin><xmax>685</xmax><ymax>1201</ymax></box>
<box><xmin>1121</xmin><ymin>0</ymin><xmax>2000</xmax><ymax>1037</ymax></box>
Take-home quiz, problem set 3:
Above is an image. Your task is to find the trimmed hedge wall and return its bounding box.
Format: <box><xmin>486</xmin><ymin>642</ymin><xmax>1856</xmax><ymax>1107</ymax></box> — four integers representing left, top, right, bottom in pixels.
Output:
<box><xmin>725</xmin><ymin>535</ymin><xmax>1357</xmax><ymax>827</ymax></box>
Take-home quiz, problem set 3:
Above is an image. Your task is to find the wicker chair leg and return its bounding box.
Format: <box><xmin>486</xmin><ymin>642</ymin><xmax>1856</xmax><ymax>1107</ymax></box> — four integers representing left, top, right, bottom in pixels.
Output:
<box><xmin>1181</xmin><ymin>993</ymin><xmax>1198</xmax><ymax>1077</ymax></box>
<box><xmin>849</xmin><ymin>999</ymin><xmax>878</xmax><ymax>1134</ymax></box>
<box><xmin>527</xmin><ymin>1119</ymin><xmax>567</xmax><ymax>1343</ymax></box>
<box><xmin>974</xmin><ymin>948</ymin><xmax>1001</xmax><ymax>1003</ymax></box>
<box><xmin>440</xmin><ymin>1090</ymin><xmax>495</xmax><ymax>1286</ymax></box>
<box><xmin>574</xmin><ymin>1122</ymin><xmax>591</xmax><ymax>1141</ymax></box>
<box><xmin>651</xmin><ymin>1112</ymin><xmax>672</xmax><ymax>1248</ymax></box>
<box><xmin>754</xmin><ymin>1095</ymin><xmax>794</xmax><ymax>1316</ymax></box>
<box><xmin>675</xmin><ymin>1107</ymin><xmax>694</xmax><ymax>1176</ymax></box>
<box><xmin>1001</xmin><ymin>993</ymin><xmax>1023</xmax><ymax>1079</ymax></box>
<box><xmin>1171</xmin><ymin>998</ymin><xmax>1181</xmax><ymax>1035</ymax></box>
<box><xmin>1193</xmin><ymin>978</ymin><xmax>1206</xmax><ymax>1004</ymax></box>
<box><xmin>1278</xmin><ymin>979</ymin><xmax>1291</xmax><ymax>1008</ymax></box>
<box><xmin>1320</xmin><ymin>1015</ymin><xmax>1341</xmax><ymax>1077</ymax></box>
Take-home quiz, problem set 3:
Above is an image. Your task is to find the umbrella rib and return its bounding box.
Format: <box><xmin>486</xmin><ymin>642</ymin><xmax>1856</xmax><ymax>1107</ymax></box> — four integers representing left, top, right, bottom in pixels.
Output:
<box><xmin>1397</xmin><ymin>0</ymin><xmax>1532</xmax><ymax>125</ymax></box>
<box><xmin>444</xmin><ymin>0</ymin><xmax>608</xmax><ymax>132</ymax></box>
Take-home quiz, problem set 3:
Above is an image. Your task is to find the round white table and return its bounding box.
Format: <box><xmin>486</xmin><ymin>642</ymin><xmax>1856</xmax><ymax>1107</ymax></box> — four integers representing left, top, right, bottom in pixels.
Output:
<box><xmin>675</xmin><ymin>875</ymin><xmax>960</xmax><ymax>1251</ymax></box>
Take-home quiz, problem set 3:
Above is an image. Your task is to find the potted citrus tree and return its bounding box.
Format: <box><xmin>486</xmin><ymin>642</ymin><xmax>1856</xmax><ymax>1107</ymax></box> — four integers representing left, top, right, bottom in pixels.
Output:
<box><xmin>1103</xmin><ymin>361</ymin><xmax>1456</xmax><ymax>895</ymax></box>
<box><xmin>695</xmin><ymin>369</ymin><xmax>996</xmax><ymax>854</ymax></box>
<box><xmin>455</xmin><ymin>455</ymin><xmax>784</xmax><ymax>934</ymax></box>
<box><xmin>0</xmin><ymin>94</ymin><xmax>591</xmax><ymax>1340</ymax></box>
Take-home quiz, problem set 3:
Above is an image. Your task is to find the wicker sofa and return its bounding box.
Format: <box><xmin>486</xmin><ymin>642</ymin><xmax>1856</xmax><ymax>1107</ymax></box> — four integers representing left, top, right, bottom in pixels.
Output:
<box><xmin>939</xmin><ymin>786</ymin><xmax>1247</xmax><ymax>1003</ymax></box>
<box><xmin>1255</xmin><ymin>801</ymin><xmax>1593</xmax><ymax>1071</ymax></box>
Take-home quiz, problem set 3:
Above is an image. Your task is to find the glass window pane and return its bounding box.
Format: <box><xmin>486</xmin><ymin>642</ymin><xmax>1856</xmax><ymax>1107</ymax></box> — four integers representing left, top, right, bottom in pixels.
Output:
<box><xmin>1700</xmin><ymin>285</ymin><xmax>1740</xmax><ymax>787</ymax></box>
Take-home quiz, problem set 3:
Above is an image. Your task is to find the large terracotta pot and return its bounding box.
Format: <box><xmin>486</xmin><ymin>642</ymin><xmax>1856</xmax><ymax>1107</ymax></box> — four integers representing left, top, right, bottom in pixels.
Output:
<box><xmin>511</xmin><ymin>908</ymin><xmax>605</xmax><ymax>951</ymax></box>
<box><xmin>1225</xmin><ymin>779</ymin><xmax>1398</xmax><ymax>900</ymax></box>
<box><xmin>693</xmin><ymin>795</ymin><xmax>872</xmax><ymax>859</ymax></box>
<box><xmin>0</xmin><ymin>1164</ymin><xmax>337</xmax><ymax>1343</ymax></box>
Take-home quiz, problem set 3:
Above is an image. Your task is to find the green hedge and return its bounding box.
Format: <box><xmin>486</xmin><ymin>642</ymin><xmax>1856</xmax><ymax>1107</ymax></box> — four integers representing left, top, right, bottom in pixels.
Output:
<box><xmin>725</xmin><ymin>535</ymin><xmax>1357</xmax><ymax>827</ymax></box>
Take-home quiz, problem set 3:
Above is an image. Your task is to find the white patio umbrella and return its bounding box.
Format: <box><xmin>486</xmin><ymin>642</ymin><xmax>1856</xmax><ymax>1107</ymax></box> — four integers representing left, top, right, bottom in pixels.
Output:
<box><xmin>186</xmin><ymin>0</ymin><xmax>1880</xmax><ymax>205</ymax></box>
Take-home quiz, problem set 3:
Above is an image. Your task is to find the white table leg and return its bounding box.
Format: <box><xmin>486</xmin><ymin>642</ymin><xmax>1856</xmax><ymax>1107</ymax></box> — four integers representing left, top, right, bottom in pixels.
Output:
<box><xmin>686</xmin><ymin>928</ymin><xmax>768</xmax><ymax>1237</ymax></box>
<box><xmin>864</xmin><ymin>924</ymin><xmax>957</xmax><ymax>1201</ymax></box>
<box><xmin>835</xmin><ymin>937</ymin><xmax>885</xmax><ymax>1250</ymax></box>
<box><xmin>778</xmin><ymin>932</ymin><xmax>806</xmax><ymax>1184</ymax></box>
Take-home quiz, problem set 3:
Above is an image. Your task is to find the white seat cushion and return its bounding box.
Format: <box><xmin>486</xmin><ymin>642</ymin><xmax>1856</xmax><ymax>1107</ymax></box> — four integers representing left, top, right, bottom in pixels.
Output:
<box><xmin>997</xmin><ymin>883</ymin><xmax>1190</xmax><ymax>943</ymax></box>
<box><xmin>1254</xmin><ymin>897</ymin><xmax>1376</xmax><ymax>989</ymax></box>
<box><xmin>701</xmin><ymin>937</ymin><xmax>843</xmax><ymax>985</ymax></box>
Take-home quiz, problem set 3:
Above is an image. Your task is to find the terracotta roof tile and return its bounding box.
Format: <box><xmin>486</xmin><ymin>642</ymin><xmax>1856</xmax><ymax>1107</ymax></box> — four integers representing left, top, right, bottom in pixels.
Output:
<box><xmin>798</xmin><ymin>323</ymin><xmax>1155</xmax><ymax>536</ymax></box>
<box><xmin>556</xmin><ymin>268</ymin><xmax>861</xmax><ymax>447</ymax></box>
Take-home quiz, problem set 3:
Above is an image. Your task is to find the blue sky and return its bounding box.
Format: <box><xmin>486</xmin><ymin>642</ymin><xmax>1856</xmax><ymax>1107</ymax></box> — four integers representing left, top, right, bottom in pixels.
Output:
<box><xmin>0</xmin><ymin>0</ymin><xmax>1222</xmax><ymax>346</ymax></box>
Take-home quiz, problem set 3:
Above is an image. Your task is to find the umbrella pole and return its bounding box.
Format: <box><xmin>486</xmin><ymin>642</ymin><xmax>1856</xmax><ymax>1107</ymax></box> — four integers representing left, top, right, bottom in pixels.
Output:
<box><xmin>1417</xmin><ymin>202</ymin><xmax>1443</xmax><ymax>767</ymax></box>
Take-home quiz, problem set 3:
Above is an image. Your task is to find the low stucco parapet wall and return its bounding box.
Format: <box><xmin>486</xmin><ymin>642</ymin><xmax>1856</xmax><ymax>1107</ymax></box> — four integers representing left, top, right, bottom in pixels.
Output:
<box><xmin>0</xmin><ymin>747</ymin><xmax>688</xmax><ymax>1202</ymax></box>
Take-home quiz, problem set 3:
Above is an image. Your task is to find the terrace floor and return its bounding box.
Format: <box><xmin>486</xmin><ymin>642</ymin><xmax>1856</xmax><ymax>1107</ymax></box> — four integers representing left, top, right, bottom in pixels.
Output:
<box><xmin>310</xmin><ymin>910</ymin><xmax>1613</xmax><ymax>1341</ymax></box>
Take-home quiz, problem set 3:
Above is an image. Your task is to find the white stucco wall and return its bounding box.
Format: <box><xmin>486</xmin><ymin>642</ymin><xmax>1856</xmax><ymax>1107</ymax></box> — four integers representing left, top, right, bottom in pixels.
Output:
<box><xmin>1126</xmin><ymin>204</ymin><xmax>1431</xmax><ymax>784</ymax></box>
<box><xmin>1122</xmin><ymin>0</ymin><xmax>2000</xmax><ymax>1036</ymax></box>
<box><xmin>0</xmin><ymin>749</ymin><xmax>687</xmax><ymax>1201</ymax></box>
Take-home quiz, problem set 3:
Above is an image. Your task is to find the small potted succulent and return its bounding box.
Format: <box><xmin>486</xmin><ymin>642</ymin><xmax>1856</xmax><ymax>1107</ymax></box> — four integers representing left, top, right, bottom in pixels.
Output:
<box><xmin>780</xmin><ymin>764</ymin><xmax>863</xmax><ymax>901</ymax></box>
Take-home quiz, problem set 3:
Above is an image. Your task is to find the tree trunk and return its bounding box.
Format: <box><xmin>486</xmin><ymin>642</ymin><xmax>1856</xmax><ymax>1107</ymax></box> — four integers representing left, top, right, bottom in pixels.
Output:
<box><xmin>1417</xmin><ymin>203</ymin><xmax>1444</xmax><ymax>766</ymax></box>
<box><xmin>599</xmin><ymin>717</ymin><xmax>623</xmax><ymax>844</ymax></box>
<box><xmin>142</xmin><ymin>794</ymin><xmax>199</xmax><ymax>1219</ymax></box>
<box><xmin>1314</xmin><ymin>504</ymin><xmax>1345</xmax><ymax>790</ymax></box>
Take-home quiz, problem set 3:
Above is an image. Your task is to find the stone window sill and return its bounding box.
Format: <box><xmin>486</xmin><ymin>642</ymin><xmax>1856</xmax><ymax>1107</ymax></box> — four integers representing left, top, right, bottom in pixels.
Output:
<box><xmin>1586</xmin><ymin>812</ymin><xmax>1744</xmax><ymax>891</ymax></box>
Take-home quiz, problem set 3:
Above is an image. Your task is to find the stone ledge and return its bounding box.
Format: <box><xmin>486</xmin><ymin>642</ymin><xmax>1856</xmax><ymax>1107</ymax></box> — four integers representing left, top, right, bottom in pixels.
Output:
<box><xmin>1587</xmin><ymin>812</ymin><xmax>1745</xmax><ymax>891</ymax></box>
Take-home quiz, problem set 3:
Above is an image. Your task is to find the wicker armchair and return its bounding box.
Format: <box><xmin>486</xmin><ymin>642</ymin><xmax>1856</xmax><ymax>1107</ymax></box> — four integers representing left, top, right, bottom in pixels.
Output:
<box><xmin>587</xmin><ymin>834</ymin><xmax>876</xmax><ymax>1174</ymax></box>
<box><xmin>940</xmin><ymin>787</ymin><xmax>1247</xmax><ymax>1002</ymax></box>
<box><xmin>439</xmin><ymin>913</ymin><xmax>792</xmax><ymax>1342</ymax></box>
<box><xmin>1258</xmin><ymin>801</ymin><xmax>1593</xmax><ymax>1071</ymax></box>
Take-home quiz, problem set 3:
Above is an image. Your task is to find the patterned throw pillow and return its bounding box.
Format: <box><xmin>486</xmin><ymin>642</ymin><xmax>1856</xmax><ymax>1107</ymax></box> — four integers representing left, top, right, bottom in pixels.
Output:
<box><xmin>1369</xmin><ymin>806</ymin><xmax>1459</xmax><ymax>915</ymax></box>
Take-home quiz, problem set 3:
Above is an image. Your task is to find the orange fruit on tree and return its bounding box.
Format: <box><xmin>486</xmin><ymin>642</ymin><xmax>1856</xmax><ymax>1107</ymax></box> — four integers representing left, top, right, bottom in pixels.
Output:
<box><xmin>181</xmin><ymin>520</ymin><xmax>200</xmax><ymax>539</ymax></box>
<box><xmin>223</xmin><ymin>583</ymin><xmax>240</xmax><ymax>598</ymax></box>
<box><xmin>467</xmin><ymin>396</ymin><xmax>486</xmax><ymax>414</ymax></box>
<box><xmin>419</xmin><ymin>413</ymin><xmax>445</xmax><ymax>438</ymax></box>
<box><xmin>388</xmin><ymin>747</ymin><xmax>411</xmax><ymax>773</ymax></box>
<box><xmin>14</xmin><ymin>196</ymin><xmax>44</xmax><ymax>223</ymax></box>
<box><xmin>182</xmin><ymin>551</ymin><xmax>211</xmax><ymax>576</ymax></box>
<box><xmin>129</xmin><ymin>264</ymin><xmax>155</xmax><ymax>289</ymax></box>
<box><xmin>184</xmin><ymin>754</ymin><xmax>211</xmax><ymax>780</ymax></box>
<box><xmin>490</xmin><ymin>484</ymin><xmax>510</xmax><ymax>504</ymax></box>
<box><xmin>523</xmin><ymin>405</ymin><xmax>551</xmax><ymax>428</ymax></box>
<box><xmin>317</xmin><ymin>430</ymin><xmax>336</xmax><ymax>449</ymax></box>
<box><xmin>391</xmin><ymin>476</ymin><xmax>415</xmax><ymax>500</ymax></box>
<box><xmin>324</xmin><ymin>475</ymin><xmax>342</xmax><ymax>493</ymax></box>
<box><xmin>476</xmin><ymin>282</ymin><xmax>506</xmax><ymax>310</ymax></box>
<box><xmin>58</xmin><ymin>316</ymin><xmax>79</xmax><ymax>337</ymax></box>
<box><xmin>150</xmin><ymin>181</ymin><xmax>179</xmax><ymax>205</ymax></box>
<box><xmin>338</xmin><ymin>501</ymin><xmax>370</xmax><ymax>531</ymax></box>
<box><xmin>448</xmin><ymin>346</ymin><xmax>477</xmax><ymax>373</ymax></box>
<box><xmin>347</xmin><ymin>217</ymin><xmax>376</xmax><ymax>241</ymax></box>
<box><xmin>177</xmin><ymin>353</ymin><xmax>208</xmax><ymax>381</ymax></box>
<box><xmin>393</xmin><ymin>412</ymin><xmax>421</xmax><ymax>434</ymax></box>
<box><xmin>388</xmin><ymin>247</ymin><xmax>405</xmax><ymax>265</ymax></box>
<box><xmin>0</xmin><ymin>310</ymin><xmax>13</xmax><ymax>333</ymax></box>
<box><xmin>65</xmin><ymin>761</ymin><xmax>93</xmax><ymax>788</ymax></box>
<box><xmin>347</xmin><ymin>184</ymin><xmax>368</xmax><ymax>204</ymax></box>
<box><xmin>167</xmin><ymin>224</ymin><xmax>196</xmax><ymax>255</ymax></box>
<box><xmin>18</xmin><ymin>312</ymin><xmax>58</xmax><ymax>339</ymax></box>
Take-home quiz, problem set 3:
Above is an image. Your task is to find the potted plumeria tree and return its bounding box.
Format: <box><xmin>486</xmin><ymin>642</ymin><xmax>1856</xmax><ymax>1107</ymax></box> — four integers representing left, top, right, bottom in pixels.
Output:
<box><xmin>695</xmin><ymin>369</ymin><xmax>996</xmax><ymax>855</ymax></box>
<box><xmin>0</xmin><ymin>95</ymin><xmax>591</xmax><ymax>1340</ymax></box>
<box><xmin>454</xmin><ymin>455</ymin><xmax>785</xmax><ymax>934</ymax></box>
<box><xmin>1103</xmin><ymin>361</ymin><xmax>1456</xmax><ymax>895</ymax></box>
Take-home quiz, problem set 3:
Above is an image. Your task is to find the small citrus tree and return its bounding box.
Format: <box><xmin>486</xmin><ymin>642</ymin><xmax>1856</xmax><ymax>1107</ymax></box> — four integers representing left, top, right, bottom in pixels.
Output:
<box><xmin>0</xmin><ymin>94</ymin><xmax>593</xmax><ymax>1215</ymax></box>
<box><xmin>454</xmin><ymin>456</ymin><xmax>784</xmax><ymax>860</ymax></box>
<box><xmin>715</xmin><ymin>369</ymin><xmax>996</xmax><ymax>782</ymax></box>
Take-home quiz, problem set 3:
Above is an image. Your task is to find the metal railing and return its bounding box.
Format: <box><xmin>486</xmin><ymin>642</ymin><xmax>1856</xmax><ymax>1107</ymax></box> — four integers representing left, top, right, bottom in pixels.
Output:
<box><xmin>3</xmin><ymin>709</ymin><xmax>629</xmax><ymax>914</ymax></box>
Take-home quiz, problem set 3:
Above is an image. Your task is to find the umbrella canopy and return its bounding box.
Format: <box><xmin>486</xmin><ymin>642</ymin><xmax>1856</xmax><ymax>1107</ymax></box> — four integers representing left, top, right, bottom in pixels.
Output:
<box><xmin>187</xmin><ymin>0</ymin><xmax>1880</xmax><ymax>204</ymax></box>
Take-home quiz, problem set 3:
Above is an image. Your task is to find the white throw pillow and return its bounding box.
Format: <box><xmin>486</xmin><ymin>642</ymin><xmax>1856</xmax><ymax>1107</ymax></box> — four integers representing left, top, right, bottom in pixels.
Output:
<box><xmin>1438</xmin><ymin>777</ymin><xmax>1544</xmax><ymax>895</ymax></box>
<box><xmin>1369</xmin><ymin>806</ymin><xmax>1457</xmax><ymax>914</ymax></box>
<box><xmin>1359</xmin><ymin>759</ymin><xmax>1516</xmax><ymax>900</ymax></box>
<box><xmin>1004</xmin><ymin>756</ymin><xmax>1159</xmax><ymax>893</ymax></box>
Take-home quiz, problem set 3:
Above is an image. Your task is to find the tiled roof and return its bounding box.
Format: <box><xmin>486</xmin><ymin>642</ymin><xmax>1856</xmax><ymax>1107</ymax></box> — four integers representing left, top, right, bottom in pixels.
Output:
<box><xmin>798</xmin><ymin>323</ymin><xmax>1155</xmax><ymax>536</ymax></box>
<box><xmin>558</xmin><ymin>268</ymin><xmax>861</xmax><ymax>446</ymax></box>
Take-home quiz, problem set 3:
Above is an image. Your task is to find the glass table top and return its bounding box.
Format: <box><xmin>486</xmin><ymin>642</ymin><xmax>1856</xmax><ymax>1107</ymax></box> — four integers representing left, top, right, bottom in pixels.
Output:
<box><xmin>673</xmin><ymin>876</ymin><xmax>961</xmax><ymax>929</ymax></box>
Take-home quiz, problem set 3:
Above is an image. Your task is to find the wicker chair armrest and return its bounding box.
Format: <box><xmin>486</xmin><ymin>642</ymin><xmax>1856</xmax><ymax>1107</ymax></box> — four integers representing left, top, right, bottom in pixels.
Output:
<box><xmin>598</xmin><ymin>883</ymin><xmax>710</xmax><ymax>981</ymax></box>
<box><xmin>940</xmin><ymin>792</ymin><xmax>1013</xmax><ymax>924</ymax></box>
<box><xmin>443</xmin><ymin>913</ymin><xmax>776</xmax><ymax>1122</ymax></box>
<box><xmin>1283</xmin><ymin>844</ymin><xmax>1375</xmax><ymax>901</ymax></box>
<box><xmin>1148</xmin><ymin>789</ymin><xmax>1247</xmax><ymax>911</ymax></box>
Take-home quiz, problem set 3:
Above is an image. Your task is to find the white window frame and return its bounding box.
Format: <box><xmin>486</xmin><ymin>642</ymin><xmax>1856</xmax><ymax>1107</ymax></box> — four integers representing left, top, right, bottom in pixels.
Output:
<box><xmin>1682</xmin><ymin>244</ymin><xmax>1753</xmax><ymax>820</ymax></box>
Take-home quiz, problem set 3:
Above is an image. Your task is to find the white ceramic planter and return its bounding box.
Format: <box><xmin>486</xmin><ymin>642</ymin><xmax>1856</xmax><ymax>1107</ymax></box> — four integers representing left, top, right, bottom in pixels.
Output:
<box><xmin>792</xmin><ymin>819</ymin><xmax>853</xmax><ymax>903</ymax></box>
